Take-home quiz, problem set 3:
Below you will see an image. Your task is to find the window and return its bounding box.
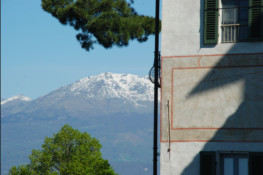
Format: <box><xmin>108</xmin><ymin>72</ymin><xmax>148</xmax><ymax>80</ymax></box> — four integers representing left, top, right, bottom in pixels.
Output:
<box><xmin>221</xmin><ymin>0</ymin><xmax>249</xmax><ymax>42</ymax></box>
<box><xmin>204</xmin><ymin>0</ymin><xmax>263</xmax><ymax>44</ymax></box>
<box><xmin>220</xmin><ymin>154</ymin><xmax>248</xmax><ymax>175</ymax></box>
<box><xmin>200</xmin><ymin>151</ymin><xmax>263</xmax><ymax>175</ymax></box>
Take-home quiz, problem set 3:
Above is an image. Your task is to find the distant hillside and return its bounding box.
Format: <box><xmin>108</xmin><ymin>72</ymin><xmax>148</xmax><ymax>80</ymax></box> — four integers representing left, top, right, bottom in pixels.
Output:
<box><xmin>1</xmin><ymin>73</ymin><xmax>159</xmax><ymax>175</ymax></box>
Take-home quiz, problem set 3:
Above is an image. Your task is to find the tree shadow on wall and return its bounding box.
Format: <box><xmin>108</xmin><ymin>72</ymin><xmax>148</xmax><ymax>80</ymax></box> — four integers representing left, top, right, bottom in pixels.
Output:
<box><xmin>178</xmin><ymin>1</ymin><xmax>263</xmax><ymax>172</ymax></box>
<box><xmin>179</xmin><ymin>4</ymin><xmax>263</xmax><ymax>173</ymax></box>
<box><xmin>180</xmin><ymin>47</ymin><xmax>263</xmax><ymax>175</ymax></box>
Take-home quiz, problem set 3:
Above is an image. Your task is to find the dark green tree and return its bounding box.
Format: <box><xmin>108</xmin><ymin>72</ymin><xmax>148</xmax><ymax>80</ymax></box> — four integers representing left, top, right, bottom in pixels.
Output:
<box><xmin>41</xmin><ymin>0</ymin><xmax>158</xmax><ymax>51</ymax></box>
<box><xmin>9</xmin><ymin>124</ymin><xmax>117</xmax><ymax>175</ymax></box>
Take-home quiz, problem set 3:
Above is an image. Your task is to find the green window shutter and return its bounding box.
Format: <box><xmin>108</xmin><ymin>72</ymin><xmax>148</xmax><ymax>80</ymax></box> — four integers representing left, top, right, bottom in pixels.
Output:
<box><xmin>200</xmin><ymin>151</ymin><xmax>216</xmax><ymax>175</ymax></box>
<box><xmin>204</xmin><ymin>0</ymin><xmax>219</xmax><ymax>44</ymax></box>
<box><xmin>249</xmin><ymin>0</ymin><xmax>263</xmax><ymax>40</ymax></box>
<box><xmin>249</xmin><ymin>152</ymin><xmax>263</xmax><ymax>175</ymax></box>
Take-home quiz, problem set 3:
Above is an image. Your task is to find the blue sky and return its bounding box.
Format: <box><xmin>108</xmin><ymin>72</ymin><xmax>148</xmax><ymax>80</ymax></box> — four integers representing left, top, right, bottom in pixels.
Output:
<box><xmin>2</xmin><ymin>0</ymin><xmax>159</xmax><ymax>99</ymax></box>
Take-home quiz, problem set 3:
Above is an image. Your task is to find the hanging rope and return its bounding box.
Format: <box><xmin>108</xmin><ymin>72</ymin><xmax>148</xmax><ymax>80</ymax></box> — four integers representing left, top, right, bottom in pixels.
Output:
<box><xmin>167</xmin><ymin>100</ymin><xmax>171</xmax><ymax>159</ymax></box>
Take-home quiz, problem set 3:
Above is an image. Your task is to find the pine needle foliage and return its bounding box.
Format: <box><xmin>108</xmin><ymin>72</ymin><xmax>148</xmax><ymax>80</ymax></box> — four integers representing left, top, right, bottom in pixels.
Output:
<box><xmin>41</xmin><ymin>0</ymin><xmax>159</xmax><ymax>51</ymax></box>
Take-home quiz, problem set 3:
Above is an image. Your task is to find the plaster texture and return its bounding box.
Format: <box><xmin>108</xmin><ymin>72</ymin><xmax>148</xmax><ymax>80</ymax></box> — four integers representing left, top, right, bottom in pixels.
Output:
<box><xmin>160</xmin><ymin>0</ymin><xmax>263</xmax><ymax>174</ymax></box>
<box><xmin>161</xmin><ymin>142</ymin><xmax>263</xmax><ymax>175</ymax></box>
<box><xmin>161</xmin><ymin>54</ymin><xmax>263</xmax><ymax>142</ymax></box>
<box><xmin>161</xmin><ymin>0</ymin><xmax>263</xmax><ymax>57</ymax></box>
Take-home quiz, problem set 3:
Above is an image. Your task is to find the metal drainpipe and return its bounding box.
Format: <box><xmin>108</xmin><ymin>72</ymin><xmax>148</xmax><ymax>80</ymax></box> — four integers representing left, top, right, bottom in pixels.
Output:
<box><xmin>153</xmin><ymin>0</ymin><xmax>160</xmax><ymax>173</ymax></box>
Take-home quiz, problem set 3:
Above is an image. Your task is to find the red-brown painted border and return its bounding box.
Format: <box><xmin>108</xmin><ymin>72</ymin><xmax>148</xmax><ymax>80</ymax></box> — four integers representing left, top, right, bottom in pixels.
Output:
<box><xmin>171</xmin><ymin>66</ymin><xmax>263</xmax><ymax>130</ymax></box>
<box><xmin>160</xmin><ymin>53</ymin><xmax>263</xmax><ymax>142</ymax></box>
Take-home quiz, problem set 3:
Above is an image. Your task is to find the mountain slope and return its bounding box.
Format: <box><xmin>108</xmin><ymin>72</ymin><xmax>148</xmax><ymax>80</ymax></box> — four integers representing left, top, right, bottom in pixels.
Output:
<box><xmin>2</xmin><ymin>72</ymin><xmax>154</xmax><ymax>121</ymax></box>
<box><xmin>1</xmin><ymin>73</ymin><xmax>158</xmax><ymax>175</ymax></box>
<box><xmin>1</xmin><ymin>95</ymin><xmax>31</xmax><ymax>105</ymax></box>
<box><xmin>1</xmin><ymin>95</ymin><xmax>32</xmax><ymax>117</ymax></box>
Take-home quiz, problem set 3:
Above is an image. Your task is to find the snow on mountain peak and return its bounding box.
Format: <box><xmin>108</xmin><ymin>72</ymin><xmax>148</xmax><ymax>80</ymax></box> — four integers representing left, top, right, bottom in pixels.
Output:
<box><xmin>1</xmin><ymin>73</ymin><xmax>157</xmax><ymax>119</ymax></box>
<box><xmin>52</xmin><ymin>72</ymin><xmax>155</xmax><ymax>103</ymax></box>
<box><xmin>1</xmin><ymin>95</ymin><xmax>32</xmax><ymax>105</ymax></box>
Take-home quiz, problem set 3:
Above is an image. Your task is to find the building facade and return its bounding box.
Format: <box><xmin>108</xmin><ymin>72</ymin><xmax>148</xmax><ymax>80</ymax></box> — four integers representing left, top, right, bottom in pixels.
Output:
<box><xmin>160</xmin><ymin>0</ymin><xmax>263</xmax><ymax>174</ymax></box>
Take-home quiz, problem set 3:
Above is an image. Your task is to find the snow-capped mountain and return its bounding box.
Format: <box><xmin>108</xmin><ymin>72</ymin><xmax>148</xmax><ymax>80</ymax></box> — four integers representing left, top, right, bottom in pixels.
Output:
<box><xmin>69</xmin><ymin>72</ymin><xmax>153</xmax><ymax>101</ymax></box>
<box><xmin>43</xmin><ymin>72</ymin><xmax>154</xmax><ymax>102</ymax></box>
<box><xmin>1</xmin><ymin>95</ymin><xmax>31</xmax><ymax>105</ymax></box>
<box><xmin>1</xmin><ymin>95</ymin><xmax>32</xmax><ymax>117</ymax></box>
<box><xmin>2</xmin><ymin>73</ymin><xmax>156</xmax><ymax>119</ymax></box>
<box><xmin>2</xmin><ymin>73</ymin><xmax>157</xmax><ymax>175</ymax></box>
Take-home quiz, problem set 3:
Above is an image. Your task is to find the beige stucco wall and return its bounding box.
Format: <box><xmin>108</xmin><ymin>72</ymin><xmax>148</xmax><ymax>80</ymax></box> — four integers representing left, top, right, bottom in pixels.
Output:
<box><xmin>161</xmin><ymin>54</ymin><xmax>263</xmax><ymax>142</ymax></box>
<box><xmin>160</xmin><ymin>0</ymin><xmax>263</xmax><ymax>174</ymax></box>
<box><xmin>160</xmin><ymin>54</ymin><xmax>263</xmax><ymax>174</ymax></box>
<box><xmin>161</xmin><ymin>142</ymin><xmax>263</xmax><ymax>175</ymax></box>
<box><xmin>161</xmin><ymin>0</ymin><xmax>263</xmax><ymax>57</ymax></box>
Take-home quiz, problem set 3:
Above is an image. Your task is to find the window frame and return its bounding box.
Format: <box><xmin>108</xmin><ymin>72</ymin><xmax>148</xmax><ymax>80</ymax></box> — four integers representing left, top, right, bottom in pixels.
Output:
<box><xmin>203</xmin><ymin>0</ymin><xmax>263</xmax><ymax>44</ymax></box>
<box><xmin>200</xmin><ymin>151</ymin><xmax>263</xmax><ymax>175</ymax></box>
<box><xmin>220</xmin><ymin>0</ymin><xmax>250</xmax><ymax>43</ymax></box>
<box><xmin>219</xmin><ymin>153</ymin><xmax>249</xmax><ymax>175</ymax></box>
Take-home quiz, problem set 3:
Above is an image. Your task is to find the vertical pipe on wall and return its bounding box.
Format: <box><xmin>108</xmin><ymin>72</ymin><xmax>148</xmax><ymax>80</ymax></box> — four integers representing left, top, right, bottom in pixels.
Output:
<box><xmin>153</xmin><ymin>0</ymin><xmax>160</xmax><ymax>173</ymax></box>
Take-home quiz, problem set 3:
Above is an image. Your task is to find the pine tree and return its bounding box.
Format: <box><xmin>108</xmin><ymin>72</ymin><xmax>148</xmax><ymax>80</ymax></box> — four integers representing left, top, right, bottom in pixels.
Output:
<box><xmin>41</xmin><ymin>0</ymin><xmax>159</xmax><ymax>51</ymax></box>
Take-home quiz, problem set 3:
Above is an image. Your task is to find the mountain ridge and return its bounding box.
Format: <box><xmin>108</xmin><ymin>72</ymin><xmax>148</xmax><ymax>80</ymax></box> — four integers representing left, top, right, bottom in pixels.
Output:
<box><xmin>3</xmin><ymin>72</ymin><xmax>154</xmax><ymax>105</ymax></box>
<box><xmin>1</xmin><ymin>72</ymin><xmax>158</xmax><ymax>175</ymax></box>
<box><xmin>2</xmin><ymin>72</ymin><xmax>156</xmax><ymax>120</ymax></box>
<box><xmin>1</xmin><ymin>95</ymin><xmax>32</xmax><ymax>105</ymax></box>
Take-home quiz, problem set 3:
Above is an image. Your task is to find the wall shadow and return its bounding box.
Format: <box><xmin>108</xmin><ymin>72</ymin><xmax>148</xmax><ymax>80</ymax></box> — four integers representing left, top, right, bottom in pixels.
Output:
<box><xmin>180</xmin><ymin>49</ymin><xmax>263</xmax><ymax>175</ymax></box>
<box><xmin>179</xmin><ymin>3</ymin><xmax>263</xmax><ymax>174</ymax></box>
<box><xmin>187</xmin><ymin>54</ymin><xmax>263</xmax><ymax>130</ymax></box>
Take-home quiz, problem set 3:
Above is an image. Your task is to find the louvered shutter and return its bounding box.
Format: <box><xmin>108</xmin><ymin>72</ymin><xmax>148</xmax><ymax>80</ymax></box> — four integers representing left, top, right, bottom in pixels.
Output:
<box><xmin>200</xmin><ymin>151</ymin><xmax>216</xmax><ymax>175</ymax></box>
<box><xmin>249</xmin><ymin>0</ymin><xmax>263</xmax><ymax>40</ymax></box>
<box><xmin>249</xmin><ymin>152</ymin><xmax>263</xmax><ymax>175</ymax></box>
<box><xmin>204</xmin><ymin>0</ymin><xmax>219</xmax><ymax>44</ymax></box>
